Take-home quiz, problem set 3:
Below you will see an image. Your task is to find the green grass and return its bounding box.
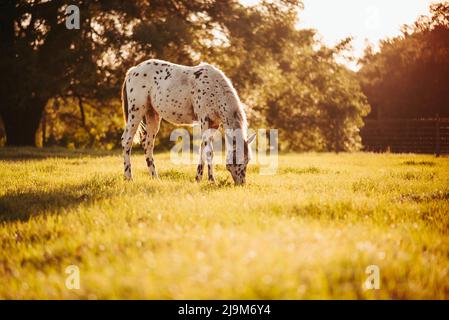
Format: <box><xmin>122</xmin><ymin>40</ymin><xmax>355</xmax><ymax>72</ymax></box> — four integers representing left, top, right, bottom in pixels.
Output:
<box><xmin>1</xmin><ymin>147</ymin><xmax>448</xmax><ymax>299</ymax></box>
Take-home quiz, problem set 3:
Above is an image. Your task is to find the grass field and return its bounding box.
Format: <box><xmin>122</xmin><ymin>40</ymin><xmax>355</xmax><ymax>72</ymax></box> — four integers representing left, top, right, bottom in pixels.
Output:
<box><xmin>0</xmin><ymin>147</ymin><xmax>448</xmax><ymax>299</ymax></box>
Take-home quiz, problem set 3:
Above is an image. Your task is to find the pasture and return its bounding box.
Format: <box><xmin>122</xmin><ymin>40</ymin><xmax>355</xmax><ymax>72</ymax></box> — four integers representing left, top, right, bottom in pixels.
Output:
<box><xmin>0</xmin><ymin>148</ymin><xmax>448</xmax><ymax>299</ymax></box>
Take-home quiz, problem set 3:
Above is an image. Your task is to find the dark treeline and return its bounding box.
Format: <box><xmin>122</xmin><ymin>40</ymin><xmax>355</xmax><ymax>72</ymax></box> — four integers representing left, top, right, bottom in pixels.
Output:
<box><xmin>359</xmin><ymin>2</ymin><xmax>449</xmax><ymax>119</ymax></box>
<box><xmin>0</xmin><ymin>1</ymin><xmax>447</xmax><ymax>151</ymax></box>
<box><xmin>358</xmin><ymin>2</ymin><xmax>449</xmax><ymax>154</ymax></box>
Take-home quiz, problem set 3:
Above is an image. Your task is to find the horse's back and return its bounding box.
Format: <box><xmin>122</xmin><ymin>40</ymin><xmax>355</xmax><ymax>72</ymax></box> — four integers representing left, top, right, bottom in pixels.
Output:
<box><xmin>127</xmin><ymin>59</ymin><xmax>196</xmax><ymax>124</ymax></box>
<box><xmin>124</xmin><ymin>59</ymin><xmax>241</xmax><ymax>127</ymax></box>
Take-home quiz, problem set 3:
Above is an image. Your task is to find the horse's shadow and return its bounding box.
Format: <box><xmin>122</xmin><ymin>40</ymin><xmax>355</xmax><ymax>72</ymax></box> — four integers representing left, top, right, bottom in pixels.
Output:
<box><xmin>0</xmin><ymin>164</ymin><xmax>238</xmax><ymax>223</ymax></box>
<box><xmin>0</xmin><ymin>176</ymin><xmax>122</xmax><ymax>223</ymax></box>
<box><xmin>0</xmin><ymin>147</ymin><xmax>121</xmax><ymax>162</ymax></box>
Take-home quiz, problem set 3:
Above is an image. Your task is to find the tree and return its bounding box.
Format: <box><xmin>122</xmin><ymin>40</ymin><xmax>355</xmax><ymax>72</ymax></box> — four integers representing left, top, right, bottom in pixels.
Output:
<box><xmin>1</xmin><ymin>0</ymin><xmax>370</xmax><ymax>151</ymax></box>
<box><xmin>203</xmin><ymin>1</ymin><xmax>369</xmax><ymax>151</ymax></box>
<box><xmin>359</xmin><ymin>2</ymin><xmax>449</xmax><ymax>119</ymax></box>
<box><xmin>251</xmin><ymin>37</ymin><xmax>369</xmax><ymax>152</ymax></box>
<box><xmin>0</xmin><ymin>0</ymin><xmax>248</xmax><ymax>146</ymax></box>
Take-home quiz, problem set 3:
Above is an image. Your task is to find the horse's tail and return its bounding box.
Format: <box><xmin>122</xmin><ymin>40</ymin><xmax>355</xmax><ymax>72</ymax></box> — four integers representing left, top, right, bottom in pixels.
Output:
<box><xmin>122</xmin><ymin>69</ymin><xmax>147</xmax><ymax>145</ymax></box>
<box><xmin>136</xmin><ymin>121</ymin><xmax>147</xmax><ymax>145</ymax></box>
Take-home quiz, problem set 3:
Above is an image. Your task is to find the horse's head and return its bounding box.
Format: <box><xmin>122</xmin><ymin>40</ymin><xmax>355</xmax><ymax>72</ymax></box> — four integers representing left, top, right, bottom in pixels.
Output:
<box><xmin>226</xmin><ymin>133</ymin><xmax>256</xmax><ymax>185</ymax></box>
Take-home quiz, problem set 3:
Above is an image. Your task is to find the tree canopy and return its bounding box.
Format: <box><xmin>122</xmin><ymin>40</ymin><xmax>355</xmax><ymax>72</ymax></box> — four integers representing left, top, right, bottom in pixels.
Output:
<box><xmin>359</xmin><ymin>2</ymin><xmax>449</xmax><ymax>119</ymax></box>
<box><xmin>0</xmin><ymin>0</ymin><xmax>370</xmax><ymax>151</ymax></box>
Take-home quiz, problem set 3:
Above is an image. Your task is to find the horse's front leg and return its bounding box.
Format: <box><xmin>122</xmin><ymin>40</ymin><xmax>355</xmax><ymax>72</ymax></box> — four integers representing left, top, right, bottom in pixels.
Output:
<box><xmin>205</xmin><ymin>141</ymin><xmax>216</xmax><ymax>183</ymax></box>
<box><xmin>196</xmin><ymin>128</ymin><xmax>216</xmax><ymax>183</ymax></box>
<box><xmin>207</xmin><ymin>163</ymin><xmax>215</xmax><ymax>183</ymax></box>
<box><xmin>195</xmin><ymin>140</ymin><xmax>205</xmax><ymax>182</ymax></box>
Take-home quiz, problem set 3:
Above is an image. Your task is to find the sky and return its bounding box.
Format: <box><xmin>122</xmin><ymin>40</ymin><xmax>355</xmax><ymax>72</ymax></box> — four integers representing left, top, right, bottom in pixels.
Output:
<box><xmin>241</xmin><ymin>0</ymin><xmax>436</xmax><ymax>69</ymax></box>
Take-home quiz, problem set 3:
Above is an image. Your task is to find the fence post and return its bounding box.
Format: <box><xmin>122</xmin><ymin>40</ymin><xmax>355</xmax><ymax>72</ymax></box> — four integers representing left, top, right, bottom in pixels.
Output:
<box><xmin>435</xmin><ymin>114</ymin><xmax>440</xmax><ymax>157</ymax></box>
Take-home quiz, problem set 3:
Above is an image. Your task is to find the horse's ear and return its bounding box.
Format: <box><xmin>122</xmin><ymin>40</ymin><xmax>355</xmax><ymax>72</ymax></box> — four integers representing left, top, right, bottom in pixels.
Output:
<box><xmin>247</xmin><ymin>133</ymin><xmax>256</xmax><ymax>145</ymax></box>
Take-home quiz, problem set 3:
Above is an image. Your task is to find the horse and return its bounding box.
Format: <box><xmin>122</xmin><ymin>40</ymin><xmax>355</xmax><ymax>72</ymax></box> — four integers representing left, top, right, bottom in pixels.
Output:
<box><xmin>121</xmin><ymin>59</ymin><xmax>256</xmax><ymax>185</ymax></box>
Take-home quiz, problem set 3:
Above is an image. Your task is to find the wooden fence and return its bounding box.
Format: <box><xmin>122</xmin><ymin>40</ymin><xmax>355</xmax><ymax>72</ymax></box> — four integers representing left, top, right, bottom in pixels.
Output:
<box><xmin>360</xmin><ymin>117</ymin><xmax>449</xmax><ymax>155</ymax></box>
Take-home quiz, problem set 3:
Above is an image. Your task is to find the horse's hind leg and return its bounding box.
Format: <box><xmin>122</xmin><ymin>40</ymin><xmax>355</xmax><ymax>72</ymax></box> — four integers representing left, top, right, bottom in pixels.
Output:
<box><xmin>122</xmin><ymin>99</ymin><xmax>146</xmax><ymax>180</ymax></box>
<box><xmin>144</xmin><ymin>107</ymin><xmax>161</xmax><ymax>178</ymax></box>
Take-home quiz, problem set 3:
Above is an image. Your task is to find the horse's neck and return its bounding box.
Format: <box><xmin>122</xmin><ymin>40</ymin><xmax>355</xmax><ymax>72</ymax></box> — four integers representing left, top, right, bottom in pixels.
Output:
<box><xmin>223</xmin><ymin>117</ymin><xmax>247</xmax><ymax>161</ymax></box>
<box><xmin>219</xmin><ymin>93</ymin><xmax>247</xmax><ymax>142</ymax></box>
<box><xmin>223</xmin><ymin>120</ymin><xmax>247</xmax><ymax>138</ymax></box>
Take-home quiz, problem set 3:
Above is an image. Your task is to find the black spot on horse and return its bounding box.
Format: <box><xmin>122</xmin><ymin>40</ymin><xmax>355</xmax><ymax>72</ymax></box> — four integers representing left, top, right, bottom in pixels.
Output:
<box><xmin>194</xmin><ymin>70</ymin><xmax>203</xmax><ymax>79</ymax></box>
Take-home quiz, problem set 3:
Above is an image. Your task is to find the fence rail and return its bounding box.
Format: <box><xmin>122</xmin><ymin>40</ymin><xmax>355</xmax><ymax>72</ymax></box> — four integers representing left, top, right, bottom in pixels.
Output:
<box><xmin>361</xmin><ymin>117</ymin><xmax>449</xmax><ymax>155</ymax></box>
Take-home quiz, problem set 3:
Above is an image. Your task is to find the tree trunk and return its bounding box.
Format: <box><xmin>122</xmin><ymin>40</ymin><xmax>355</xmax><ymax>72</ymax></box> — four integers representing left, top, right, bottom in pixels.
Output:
<box><xmin>1</xmin><ymin>99</ymin><xmax>47</xmax><ymax>146</ymax></box>
<box><xmin>41</xmin><ymin>111</ymin><xmax>47</xmax><ymax>147</ymax></box>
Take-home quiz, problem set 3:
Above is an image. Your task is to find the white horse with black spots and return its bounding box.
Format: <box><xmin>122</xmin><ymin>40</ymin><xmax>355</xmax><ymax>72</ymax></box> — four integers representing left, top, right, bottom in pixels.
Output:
<box><xmin>121</xmin><ymin>59</ymin><xmax>256</xmax><ymax>185</ymax></box>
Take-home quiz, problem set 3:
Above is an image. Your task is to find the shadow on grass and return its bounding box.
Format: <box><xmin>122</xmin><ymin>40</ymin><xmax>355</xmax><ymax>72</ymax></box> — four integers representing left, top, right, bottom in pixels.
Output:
<box><xmin>0</xmin><ymin>147</ymin><xmax>123</xmax><ymax>161</ymax></box>
<box><xmin>200</xmin><ymin>179</ymin><xmax>235</xmax><ymax>191</ymax></box>
<box><xmin>399</xmin><ymin>190</ymin><xmax>449</xmax><ymax>203</ymax></box>
<box><xmin>159</xmin><ymin>169</ymin><xmax>191</xmax><ymax>181</ymax></box>
<box><xmin>0</xmin><ymin>176</ymin><xmax>120</xmax><ymax>223</ymax></box>
<box><xmin>280</xmin><ymin>166</ymin><xmax>328</xmax><ymax>175</ymax></box>
<box><xmin>401</xmin><ymin>160</ymin><xmax>436</xmax><ymax>166</ymax></box>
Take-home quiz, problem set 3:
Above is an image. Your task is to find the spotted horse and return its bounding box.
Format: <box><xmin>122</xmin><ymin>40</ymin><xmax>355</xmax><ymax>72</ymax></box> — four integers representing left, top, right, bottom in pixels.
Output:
<box><xmin>121</xmin><ymin>59</ymin><xmax>256</xmax><ymax>185</ymax></box>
